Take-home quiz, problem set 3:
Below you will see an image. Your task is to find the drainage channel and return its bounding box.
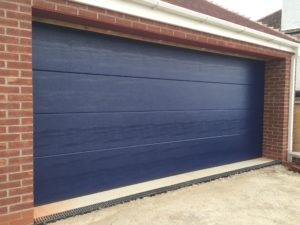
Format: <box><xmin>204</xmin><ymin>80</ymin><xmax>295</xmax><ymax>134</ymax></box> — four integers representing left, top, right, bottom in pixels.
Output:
<box><xmin>35</xmin><ymin>160</ymin><xmax>281</xmax><ymax>225</ymax></box>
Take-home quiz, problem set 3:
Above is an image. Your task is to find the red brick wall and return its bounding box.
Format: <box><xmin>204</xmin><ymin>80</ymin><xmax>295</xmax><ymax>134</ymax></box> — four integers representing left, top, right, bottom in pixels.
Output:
<box><xmin>263</xmin><ymin>59</ymin><xmax>291</xmax><ymax>161</ymax></box>
<box><xmin>0</xmin><ymin>0</ymin><xmax>294</xmax><ymax>224</ymax></box>
<box><xmin>0</xmin><ymin>0</ymin><xmax>33</xmax><ymax>225</ymax></box>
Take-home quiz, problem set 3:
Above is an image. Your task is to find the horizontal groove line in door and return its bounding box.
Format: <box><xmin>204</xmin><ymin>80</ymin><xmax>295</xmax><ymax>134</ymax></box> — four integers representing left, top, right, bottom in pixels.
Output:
<box><xmin>34</xmin><ymin>108</ymin><xmax>256</xmax><ymax>115</ymax></box>
<box><xmin>33</xmin><ymin>69</ymin><xmax>256</xmax><ymax>86</ymax></box>
<box><xmin>35</xmin><ymin>133</ymin><xmax>250</xmax><ymax>159</ymax></box>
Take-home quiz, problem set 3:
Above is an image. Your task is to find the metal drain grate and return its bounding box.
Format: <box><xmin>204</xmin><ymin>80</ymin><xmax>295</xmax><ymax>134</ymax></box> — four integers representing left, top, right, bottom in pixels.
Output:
<box><xmin>34</xmin><ymin>160</ymin><xmax>281</xmax><ymax>225</ymax></box>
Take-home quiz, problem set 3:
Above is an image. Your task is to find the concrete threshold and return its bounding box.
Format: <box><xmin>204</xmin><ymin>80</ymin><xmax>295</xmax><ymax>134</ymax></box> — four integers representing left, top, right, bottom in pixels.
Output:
<box><xmin>34</xmin><ymin>157</ymin><xmax>278</xmax><ymax>224</ymax></box>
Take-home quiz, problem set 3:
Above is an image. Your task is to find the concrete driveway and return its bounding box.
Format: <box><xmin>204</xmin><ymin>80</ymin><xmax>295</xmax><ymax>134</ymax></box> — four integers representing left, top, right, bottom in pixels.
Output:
<box><xmin>51</xmin><ymin>165</ymin><xmax>300</xmax><ymax>225</ymax></box>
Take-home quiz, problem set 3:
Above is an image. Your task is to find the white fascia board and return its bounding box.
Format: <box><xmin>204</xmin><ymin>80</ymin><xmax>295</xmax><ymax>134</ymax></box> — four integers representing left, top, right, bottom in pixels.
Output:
<box><xmin>71</xmin><ymin>0</ymin><xmax>299</xmax><ymax>53</ymax></box>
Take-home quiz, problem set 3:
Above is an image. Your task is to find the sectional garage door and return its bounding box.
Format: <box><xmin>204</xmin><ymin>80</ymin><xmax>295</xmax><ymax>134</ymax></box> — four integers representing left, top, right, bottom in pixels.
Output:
<box><xmin>33</xmin><ymin>22</ymin><xmax>264</xmax><ymax>205</ymax></box>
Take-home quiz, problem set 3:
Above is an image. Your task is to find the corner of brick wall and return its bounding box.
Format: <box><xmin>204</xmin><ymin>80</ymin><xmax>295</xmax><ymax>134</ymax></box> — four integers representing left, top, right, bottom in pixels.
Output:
<box><xmin>0</xmin><ymin>0</ymin><xmax>33</xmax><ymax>225</ymax></box>
<box><xmin>282</xmin><ymin>158</ymin><xmax>300</xmax><ymax>173</ymax></box>
<box><xmin>290</xmin><ymin>158</ymin><xmax>300</xmax><ymax>172</ymax></box>
<box><xmin>263</xmin><ymin>57</ymin><xmax>291</xmax><ymax>162</ymax></box>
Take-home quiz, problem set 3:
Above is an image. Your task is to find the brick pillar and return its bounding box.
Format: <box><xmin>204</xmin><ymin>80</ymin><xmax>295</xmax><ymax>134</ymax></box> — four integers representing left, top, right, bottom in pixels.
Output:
<box><xmin>263</xmin><ymin>58</ymin><xmax>291</xmax><ymax>161</ymax></box>
<box><xmin>0</xmin><ymin>0</ymin><xmax>33</xmax><ymax>225</ymax></box>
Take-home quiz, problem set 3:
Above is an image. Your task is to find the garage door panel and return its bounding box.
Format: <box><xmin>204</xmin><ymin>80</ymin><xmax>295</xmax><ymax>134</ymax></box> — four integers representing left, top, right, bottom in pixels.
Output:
<box><xmin>35</xmin><ymin>111</ymin><xmax>262</xmax><ymax>157</ymax></box>
<box><xmin>34</xmin><ymin>71</ymin><xmax>263</xmax><ymax>113</ymax></box>
<box><xmin>34</xmin><ymin>132</ymin><xmax>261</xmax><ymax>204</ymax></box>
<box><xmin>33</xmin><ymin>22</ymin><xmax>264</xmax><ymax>205</ymax></box>
<box><xmin>33</xmin><ymin>23</ymin><xmax>264</xmax><ymax>85</ymax></box>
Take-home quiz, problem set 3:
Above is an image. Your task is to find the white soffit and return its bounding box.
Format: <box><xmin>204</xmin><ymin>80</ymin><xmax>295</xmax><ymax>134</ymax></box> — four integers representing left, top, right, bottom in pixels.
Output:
<box><xmin>71</xmin><ymin>0</ymin><xmax>300</xmax><ymax>53</ymax></box>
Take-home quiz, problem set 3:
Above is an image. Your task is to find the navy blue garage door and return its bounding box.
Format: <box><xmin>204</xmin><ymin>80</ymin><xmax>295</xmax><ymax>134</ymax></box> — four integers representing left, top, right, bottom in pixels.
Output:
<box><xmin>33</xmin><ymin>22</ymin><xmax>264</xmax><ymax>205</ymax></box>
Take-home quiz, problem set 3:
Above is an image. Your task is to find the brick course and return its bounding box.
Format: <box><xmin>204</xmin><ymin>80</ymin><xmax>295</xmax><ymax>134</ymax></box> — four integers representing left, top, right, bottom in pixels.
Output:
<box><xmin>0</xmin><ymin>0</ymin><xmax>295</xmax><ymax>224</ymax></box>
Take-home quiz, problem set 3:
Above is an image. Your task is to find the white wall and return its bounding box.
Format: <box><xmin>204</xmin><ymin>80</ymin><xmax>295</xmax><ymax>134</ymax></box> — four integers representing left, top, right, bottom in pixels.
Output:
<box><xmin>297</xmin><ymin>57</ymin><xmax>300</xmax><ymax>91</ymax></box>
<box><xmin>282</xmin><ymin>0</ymin><xmax>300</xmax><ymax>31</ymax></box>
